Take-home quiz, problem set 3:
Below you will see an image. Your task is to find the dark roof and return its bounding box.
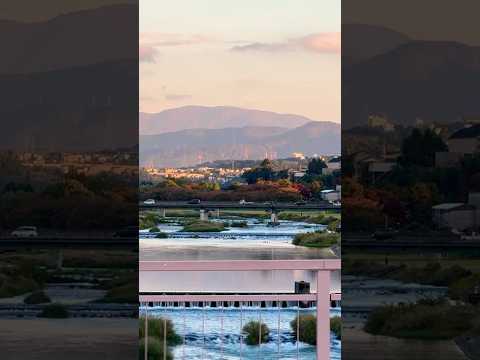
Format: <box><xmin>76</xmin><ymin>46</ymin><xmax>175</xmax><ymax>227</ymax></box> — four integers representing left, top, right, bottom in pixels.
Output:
<box><xmin>450</xmin><ymin>125</ymin><xmax>480</xmax><ymax>139</ymax></box>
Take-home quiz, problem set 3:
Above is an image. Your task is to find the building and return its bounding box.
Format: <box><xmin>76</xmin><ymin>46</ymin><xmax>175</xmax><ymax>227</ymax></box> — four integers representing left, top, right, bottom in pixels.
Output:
<box><xmin>322</xmin><ymin>157</ymin><xmax>341</xmax><ymax>175</ymax></box>
<box><xmin>368</xmin><ymin>114</ymin><xmax>395</xmax><ymax>132</ymax></box>
<box><xmin>432</xmin><ymin>194</ymin><xmax>480</xmax><ymax>231</ymax></box>
<box><xmin>320</xmin><ymin>189</ymin><xmax>341</xmax><ymax>202</ymax></box>
<box><xmin>447</xmin><ymin>124</ymin><xmax>480</xmax><ymax>155</ymax></box>
<box><xmin>432</xmin><ymin>203</ymin><xmax>477</xmax><ymax>231</ymax></box>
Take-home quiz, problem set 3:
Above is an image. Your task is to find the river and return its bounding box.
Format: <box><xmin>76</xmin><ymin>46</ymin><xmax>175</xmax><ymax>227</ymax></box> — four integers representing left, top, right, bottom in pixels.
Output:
<box><xmin>139</xmin><ymin>217</ymin><xmax>340</xmax><ymax>293</ymax></box>
<box><xmin>140</xmin><ymin>306</ymin><xmax>341</xmax><ymax>360</ymax></box>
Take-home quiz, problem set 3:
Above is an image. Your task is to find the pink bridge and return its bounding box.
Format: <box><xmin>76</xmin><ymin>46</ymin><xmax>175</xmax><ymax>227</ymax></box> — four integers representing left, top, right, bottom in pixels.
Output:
<box><xmin>139</xmin><ymin>259</ymin><xmax>341</xmax><ymax>360</ymax></box>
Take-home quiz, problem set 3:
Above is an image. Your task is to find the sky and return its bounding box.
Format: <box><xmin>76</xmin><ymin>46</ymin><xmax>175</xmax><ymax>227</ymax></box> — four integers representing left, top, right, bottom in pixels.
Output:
<box><xmin>343</xmin><ymin>0</ymin><xmax>480</xmax><ymax>45</ymax></box>
<box><xmin>140</xmin><ymin>0</ymin><xmax>341</xmax><ymax>122</ymax></box>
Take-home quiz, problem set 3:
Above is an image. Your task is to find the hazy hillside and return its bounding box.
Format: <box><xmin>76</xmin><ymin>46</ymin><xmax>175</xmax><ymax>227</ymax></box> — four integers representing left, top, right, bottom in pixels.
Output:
<box><xmin>0</xmin><ymin>4</ymin><xmax>137</xmax><ymax>74</ymax></box>
<box><xmin>0</xmin><ymin>60</ymin><xmax>138</xmax><ymax>151</ymax></box>
<box><xmin>342</xmin><ymin>24</ymin><xmax>411</xmax><ymax>66</ymax></box>
<box><xmin>140</xmin><ymin>121</ymin><xmax>340</xmax><ymax>167</ymax></box>
<box><xmin>140</xmin><ymin>106</ymin><xmax>312</xmax><ymax>135</ymax></box>
<box><xmin>343</xmin><ymin>40</ymin><xmax>480</xmax><ymax>127</ymax></box>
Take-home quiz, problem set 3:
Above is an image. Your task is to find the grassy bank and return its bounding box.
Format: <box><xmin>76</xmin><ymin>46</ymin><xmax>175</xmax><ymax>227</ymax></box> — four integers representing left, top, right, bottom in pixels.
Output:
<box><xmin>293</xmin><ymin>231</ymin><xmax>339</xmax><ymax>248</ymax></box>
<box><xmin>365</xmin><ymin>299</ymin><xmax>476</xmax><ymax>340</ymax></box>
<box><xmin>343</xmin><ymin>259</ymin><xmax>480</xmax><ymax>302</ymax></box>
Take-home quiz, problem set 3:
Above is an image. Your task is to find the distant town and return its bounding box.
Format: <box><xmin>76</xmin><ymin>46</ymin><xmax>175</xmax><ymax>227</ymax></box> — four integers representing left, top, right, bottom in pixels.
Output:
<box><xmin>344</xmin><ymin>113</ymin><xmax>480</xmax><ymax>240</ymax></box>
<box><xmin>141</xmin><ymin>153</ymin><xmax>340</xmax><ymax>185</ymax></box>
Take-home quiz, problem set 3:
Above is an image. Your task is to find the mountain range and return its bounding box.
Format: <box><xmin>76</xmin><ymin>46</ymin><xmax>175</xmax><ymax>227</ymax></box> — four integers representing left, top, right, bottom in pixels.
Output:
<box><xmin>0</xmin><ymin>4</ymin><xmax>136</xmax><ymax>74</ymax></box>
<box><xmin>140</xmin><ymin>106</ymin><xmax>312</xmax><ymax>135</ymax></box>
<box><xmin>0</xmin><ymin>4</ymin><xmax>138</xmax><ymax>151</ymax></box>
<box><xmin>140</xmin><ymin>120</ymin><xmax>340</xmax><ymax>167</ymax></box>
<box><xmin>343</xmin><ymin>24</ymin><xmax>480</xmax><ymax>127</ymax></box>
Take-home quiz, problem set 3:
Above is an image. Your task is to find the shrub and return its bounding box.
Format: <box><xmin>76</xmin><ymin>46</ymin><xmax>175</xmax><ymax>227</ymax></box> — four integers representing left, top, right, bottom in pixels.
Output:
<box><xmin>139</xmin><ymin>337</ymin><xmax>173</xmax><ymax>360</ymax></box>
<box><xmin>292</xmin><ymin>232</ymin><xmax>339</xmax><ymax>247</ymax></box>
<box><xmin>38</xmin><ymin>303</ymin><xmax>69</xmax><ymax>318</ymax></box>
<box><xmin>290</xmin><ymin>314</ymin><xmax>317</xmax><ymax>345</ymax></box>
<box><xmin>242</xmin><ymin>320</ymin><xmax>270</xmax><ymax>345</ymax></box>
<box><xmin>139</xmin><ymin>317</ymin><xmax>182</xmax><ymax>346</ymax></box>
<box><xmin>149</xmin><ymin>226</ymin><xmax>161</xmax><ymax>233</ymax></box>
<box><xmin>24</xmin><ymin>290</ymin><xmax>51</xmax><ymax>304</ymax></box>
<box><xmin>330</xmin><ymin>316</ymin><xmax>342</xmax><ymax>339</ymax></box>
<box><xmin>139</xmin><ymin>213</ymin><xmax>162</xmax><ymax>230</ymax></box>
<box><xmin>291</xmin><ymin>314</ymin><xmax>342</xmax><ymax>344</ymax></box>
<box><xmin>99</xmin><ymin>282</ymin><xmax>138</xmax><ymax>303</ymax></box>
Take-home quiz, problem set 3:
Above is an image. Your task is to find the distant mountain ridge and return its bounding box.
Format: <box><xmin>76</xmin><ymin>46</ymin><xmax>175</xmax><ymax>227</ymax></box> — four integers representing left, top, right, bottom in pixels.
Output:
<box><xmin>342</xmin><ymin>24</ymin><xmax>411</xmax><ymax>66</ymax></box>
<box><xmin>140</xmin><ymin>121</ymin><xmax>340</xmax><ymax>167</ymax></box>
<box><xmin>140</xmin><ymin>106</ymin><xmax>313</xmax><ymax>135</ymax></box>
<box><xmin>0</xmin><ymin>4</ymin><xmax>137</xmax><ymax>74</ymax></box>
<box><xmin>342</xmin><ymin>23</ymin><xmax>480</xmax><ymax>127</ymax></box>
<box><xmin>344</xmin><ymin>39</ymin><xmax>480</xmax><ymax>127</ymax></box>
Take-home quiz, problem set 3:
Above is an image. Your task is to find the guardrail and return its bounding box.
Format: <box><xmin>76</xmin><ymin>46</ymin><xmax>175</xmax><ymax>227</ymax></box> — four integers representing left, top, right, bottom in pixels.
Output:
<box><xmin>139</xmin><ymin>259</ymin><xmax>341</xmax><ymax>360</ymax></box>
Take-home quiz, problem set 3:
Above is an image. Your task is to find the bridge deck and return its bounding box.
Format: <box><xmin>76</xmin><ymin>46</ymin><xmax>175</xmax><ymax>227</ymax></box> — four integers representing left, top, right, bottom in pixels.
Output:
<box><xmin>140</xmin><ymin>201</ymin><xmax>339</xmax><ymax>211</ymax></box>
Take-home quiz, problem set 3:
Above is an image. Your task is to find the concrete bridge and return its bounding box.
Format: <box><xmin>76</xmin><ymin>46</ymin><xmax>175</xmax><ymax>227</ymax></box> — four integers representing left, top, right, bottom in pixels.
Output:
<box><xmin>141</xmin><ymin>200</ymin><xmax>338</xmax><ymax>211</ymax></box>
<box><xmin>141</xmin><ymin>200</ymin><xmax>340</xmax><ymax>223</ymax></box>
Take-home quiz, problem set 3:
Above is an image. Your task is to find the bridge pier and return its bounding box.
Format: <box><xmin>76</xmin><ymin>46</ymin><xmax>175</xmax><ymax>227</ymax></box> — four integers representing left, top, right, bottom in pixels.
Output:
<box><xmin>216</xmin><ymin>208</ymin><xmax>220</xmax><ymax>218</ymax></box>
<box><xmin>161</xmin><ymin>208</ymin><xmax>166</xmax><ymax>218</ymax></box>
<box><xmin>56</xmin><ymin>249</ymin><xmax>63</xmax><ymax>270</ymax></box>
<box><xmin>270</xmin><ymin>211</ymin><xmax>279</xmax><ymax>224</ymax></box>
<box><xmin>200</xmin><ymin>209</ymin><xmax>209</xmax><ymax>221</ymax></box>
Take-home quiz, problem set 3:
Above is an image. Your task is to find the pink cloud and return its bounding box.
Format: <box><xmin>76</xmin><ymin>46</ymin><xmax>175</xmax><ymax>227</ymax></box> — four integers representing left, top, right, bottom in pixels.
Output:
<box><xmin>231</xmin><ymin>32</ymin><xmax>340</xmax><ymax>54</ymax></box>
<box><xmin>140</xmin><ymin>32</ymin><xmax>215</xmax><ymax>62</ymax></box>
<box><xmin>139</xmin><ymin>44</ymin><xmax>158</xmax><ymax>63</ymax></box>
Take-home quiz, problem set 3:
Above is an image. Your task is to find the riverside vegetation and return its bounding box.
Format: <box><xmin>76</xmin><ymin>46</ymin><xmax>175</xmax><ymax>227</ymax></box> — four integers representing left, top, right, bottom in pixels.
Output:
<box><xmin>344</xmin><ymin>258</ymin><xmax>480</xmax><ymax>340</ymax></box>
<box><xmin>139</xmin><ymin>317</ymin><xmax>182</xmax><ymax>360</ymax></box>
<box><xmin>364</xmin><ymin>298</ymin><xmax>479</xmax><ymax>340</ymax></box>
<box><xmin>242</xmin><ymin>320</ymin><xmax>270</xmax><ymax>345</ymax></box>
<box><xmin>291</xmin><ymin>315</ymin><xmax>342</xmax><ymax>345</ymax></box>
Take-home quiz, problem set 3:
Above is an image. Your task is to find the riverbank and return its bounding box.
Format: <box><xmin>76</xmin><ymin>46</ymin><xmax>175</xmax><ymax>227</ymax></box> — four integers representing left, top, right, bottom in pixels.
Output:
<box><xmin>456</xmin><ymin>334</ymin><xmax>480</xmax><ymax>360</ymax></box>
<box><xmin>0</xmin><ymin>318</ymin><xmax>137</xmax><ymax>360</ymax></box>
<box><xmin>342</xmin><ymin>326</ymin><xmax>468</xmax><ymax>360</ymax></box>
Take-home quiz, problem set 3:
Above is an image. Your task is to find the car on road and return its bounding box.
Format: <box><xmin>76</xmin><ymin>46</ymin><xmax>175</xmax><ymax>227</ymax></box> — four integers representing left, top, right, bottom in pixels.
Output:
<box><xmin>295</xmin><ymin>201</ymin><xmax>307</xmax><ymax>206</ymax></box>
<box><xmin>188</xmin><ymin>199</ymin><xmax>201</xmax><ymax>204</ymax></box>
<box><xmin>143</xmin><ymin>199</ymin><xmax>156</xmax><ymax>205</ymax></box>
<box><xmin>239</xmin><ymin>199</ymin><xmax>254</xmax><ymax>205</ymax></box>
<box><xmin>11</xmin><ymin>226</ymin><xmax>38</xmax><ymax>237</ymax></box>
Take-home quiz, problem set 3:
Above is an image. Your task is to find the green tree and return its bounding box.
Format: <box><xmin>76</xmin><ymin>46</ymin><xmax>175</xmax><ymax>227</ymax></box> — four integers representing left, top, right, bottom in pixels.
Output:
<box><xmin>400</xmin><ymin>129</ymin><xmax>448</xmax><ymax>167</ymax></box>
<box><xmin>307</xmin><ymin>158</ymin><xmax>327</xmax><ymax>176</ymax></box>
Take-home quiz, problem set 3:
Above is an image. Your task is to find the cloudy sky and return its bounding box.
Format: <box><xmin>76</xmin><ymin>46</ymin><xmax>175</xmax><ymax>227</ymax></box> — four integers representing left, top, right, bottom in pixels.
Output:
<box><xmin>140</xmin><ymin>0</ymin><xmax>340</xmax><ymax>122</ymax></box>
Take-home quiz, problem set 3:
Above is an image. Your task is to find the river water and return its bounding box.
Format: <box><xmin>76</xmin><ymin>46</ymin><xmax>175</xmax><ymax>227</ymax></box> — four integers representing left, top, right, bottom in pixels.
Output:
<box><xmin>139</xmin><ymin>218</ymin><xmax>340</xmax><ymax>293</ymax></box>
<box><xmin>140</xmin><ymin>306</ymin><xmax>341</xmax><ymax>360</ymax></box>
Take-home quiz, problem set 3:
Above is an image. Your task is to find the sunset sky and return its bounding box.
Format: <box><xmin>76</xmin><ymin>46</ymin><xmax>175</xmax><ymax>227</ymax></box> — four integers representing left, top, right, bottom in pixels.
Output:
<box><xmin>140</xmin><ymin>0</ymin><xmax>341</xmax><ymax>122</ymax></box>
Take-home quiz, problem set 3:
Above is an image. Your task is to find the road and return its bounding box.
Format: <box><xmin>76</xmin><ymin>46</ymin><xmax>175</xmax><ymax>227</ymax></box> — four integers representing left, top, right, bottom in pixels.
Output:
<box><xmin>140</xmin><ymin>200</ymin><xmax>340</xmax><ymax>211</ymax></box>
<box><xmin>0</xmin><ymin>236</ymin><xmax>137</xmax><ymax>249</ymax></box>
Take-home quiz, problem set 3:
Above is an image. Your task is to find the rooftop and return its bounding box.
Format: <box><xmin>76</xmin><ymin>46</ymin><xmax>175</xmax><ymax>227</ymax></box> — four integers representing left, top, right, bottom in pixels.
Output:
<box><xmin>450</xmin><ymin>125</ymin><xmax>480</xmax><ymax>140</ymax></box>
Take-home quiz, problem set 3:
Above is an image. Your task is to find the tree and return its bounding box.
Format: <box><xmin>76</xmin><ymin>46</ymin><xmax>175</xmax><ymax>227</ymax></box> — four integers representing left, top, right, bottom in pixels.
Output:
<box><xmin>307</xmin><ymin>158</ymin><xmax>327</xmax><ymax>176</ymax></box>
<box><xmin>400</xmin><ymin>129</ymin><xmax>448</xmax><ymax>167</ymax></box>
<box><xmin>242</xmin><ymin>158</ymin><xmax>274</xmax><ymax>184</ymax></box>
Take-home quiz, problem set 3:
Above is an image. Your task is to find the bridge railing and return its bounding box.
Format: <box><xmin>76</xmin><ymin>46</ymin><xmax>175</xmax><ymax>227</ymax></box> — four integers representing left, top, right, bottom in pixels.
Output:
<box><xmin>139</xmin><ymin>259</ymin><xmax>341</xmax><ymax>360</ymax></box>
